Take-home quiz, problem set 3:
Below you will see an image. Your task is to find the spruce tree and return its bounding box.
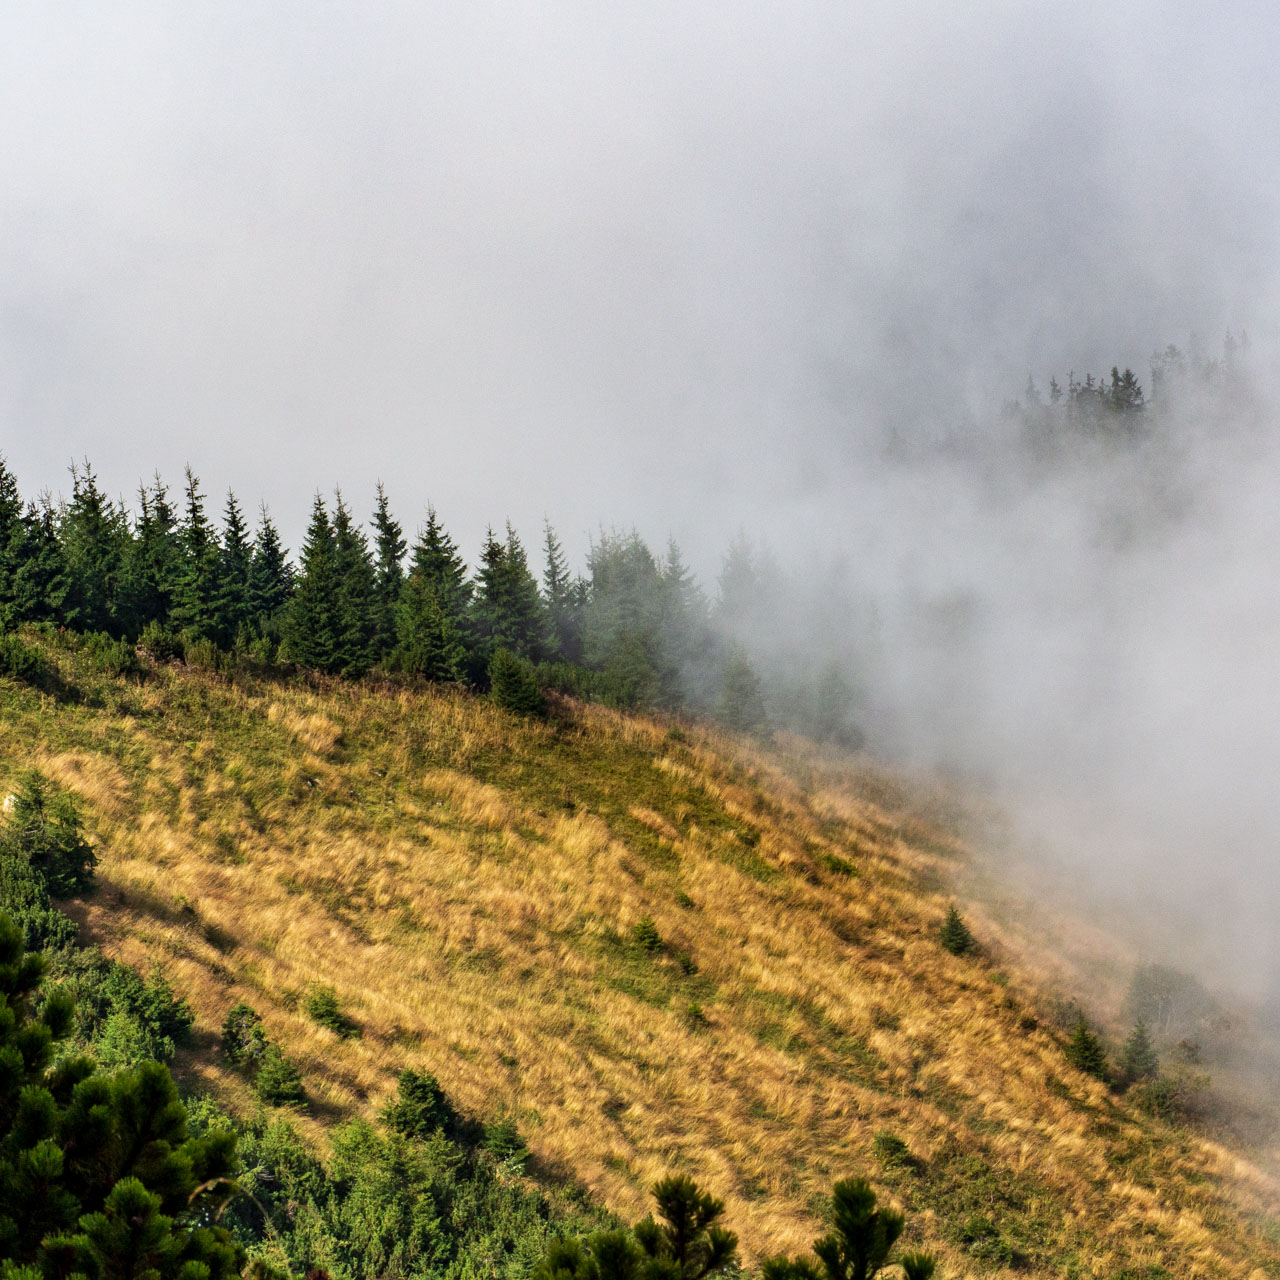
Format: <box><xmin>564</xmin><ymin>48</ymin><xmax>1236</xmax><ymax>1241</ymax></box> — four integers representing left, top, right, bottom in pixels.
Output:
<box><xmin>543</xmin><ymin>520</ymin><xmax>582</xmax><ymax>662</ymax></box>
<box><xmin>57</xmin><ymin>461</ymin><xmax>127</xmax><ymax>635</ymax></box>
<box><xmin>0</xmin><ymin>454</ymin><xmax>25</xmax><ymax>630</ymax></box>
<box><xmin>331</xmin><ymin>491</ymin><xmax>380</xmax><ymax>677</ymax></box>
<box><xmin>1065</xmin><ymin>1018</ymin><xmax>1110</xmax><ymax>1082</ymax></box>
<box><xmin>248</xmin><ymin>503</ymin><xmax>293</xmax><ymax>642</ymax></box>
<box><xmin>395</xmin><ymin>573</ymin><xmax>464</xmax><ymax>681</ymax></box>
<box><xmin>215</xmin><ymin>490</ymin><xmax>253</xmax><ymax>647</ymax></box>
<box><xmin>12</xmin><ymin>496</ymin><xmax>63</xmax><ymax>626</ymax></box>
<box><xmin>170</xmin><ymin>466</ymin><xmax>222</xmax><ymax>642</ymax></box>
<box><xmin>283</xmin><ymin>495</ymin><xmax>342</xmax><ymax>671</ymax></box>
<box><xmin>120</xmin><ymin>474</ymin><xmax>181</xmax><ymax>636</ymax></box>
<box><xmin>371</xmin><ymin>482</ymin><xmax>406</xmax><ymax>662</ymax></box>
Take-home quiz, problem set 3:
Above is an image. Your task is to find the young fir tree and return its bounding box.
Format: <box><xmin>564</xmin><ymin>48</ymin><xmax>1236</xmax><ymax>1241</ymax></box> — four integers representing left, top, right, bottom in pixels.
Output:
<box><xmin>170</xmin><ymin>465</ymin><xmax>222</xmax><ymax>642</ymax></box>
<box><xmin>760</xmin><ymin>1177</ymin><xmax>936</xmax><ymax>1280</ymax></box>
<box><xmin>283</xmin><ymin>494</ymin><xmax>342</xmax><ymax>671</ymax></box>
<box><xmin>1120</xmin><ymin>1019</ymin><xmax>1159</xmax><ymax>1083</ymax></box>
<box><xmin>214</xmin><ymin>490</ymin><xmax>253</xmax><ymax>647</ymax></box>
<box><xmin>939</xmin><ymin>904</ymin><xmax>976</xmax><ymax>956</ymax></box>
<box><xmin>247</xmin><ymin>503</ymin><xmax>293</xmax><ymax>642</ymax></box>
<box><xmin>371</xmin><ymin>482</ymin><xmax>407</xmax><ymax>662</ymax></box>
<box><xmin>331</xmin><ymin>490</ymin><xmax>380</xmax><ymax>677</ymax></box>
<box><xmin>1065</xmin><ymin>1018</ymin><xmax>1110</xmax><ymax>1082</ymax></box>
<box><xmin>489</xmin><ymin>647</ymin><xmax>546</xmax><ymax>717</ymax></box>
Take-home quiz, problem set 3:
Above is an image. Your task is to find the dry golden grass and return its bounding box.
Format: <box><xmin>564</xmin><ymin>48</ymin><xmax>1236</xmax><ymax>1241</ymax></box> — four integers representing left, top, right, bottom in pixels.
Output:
<box><xmin>5</xmin><ymin>652</ymin><xmax>1280</xmax><ymax>1277</ymax></box>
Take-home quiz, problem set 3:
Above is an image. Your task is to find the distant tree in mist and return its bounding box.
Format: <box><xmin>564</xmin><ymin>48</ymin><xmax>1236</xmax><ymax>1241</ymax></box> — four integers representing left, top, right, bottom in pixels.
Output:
<box><xmin>1119</xmin><ymin>1020</ymin><xmax>1159</xmax><ymax>1083</ymax></box>
<box><xmin>718</xmin><ymin>648</ymin><xmax>766</xmax><ymax>734</ymax></box>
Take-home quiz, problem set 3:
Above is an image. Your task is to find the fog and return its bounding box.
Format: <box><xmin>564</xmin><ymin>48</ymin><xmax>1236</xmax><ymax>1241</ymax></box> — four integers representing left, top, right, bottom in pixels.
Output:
<box><xmin>4</xmin><ymin>5</ymin><xmax>1280</xmax><ymax>990</ymax></box>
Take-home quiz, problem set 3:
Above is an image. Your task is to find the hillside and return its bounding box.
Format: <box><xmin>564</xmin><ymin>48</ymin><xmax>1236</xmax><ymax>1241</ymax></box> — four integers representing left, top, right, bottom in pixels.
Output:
<box><xmin>5</xmin><ymin>633</ymin><xmax>1280</xmax><ymax>1278</ymax></box>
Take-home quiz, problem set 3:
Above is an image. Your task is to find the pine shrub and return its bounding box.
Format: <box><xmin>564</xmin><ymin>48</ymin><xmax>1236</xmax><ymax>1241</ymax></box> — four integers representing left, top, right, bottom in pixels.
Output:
<box><xmin>255</xmin><ymin>1045</ymin><xmax>307</xmax><ymax>1106</ymax></box>
<box><xmin>0</xmin><ymin>632</ymin><xmax>49</xmax><ymax>685</ymax></box>
<box><xmin>381</xmin><ymin>1068</ymin><xmax>463</xmax><ymax>1140</ymax></box>
<box><xmin>939</xmin><ymin>904</ymin><xmax>976</xmax><ymax>956</ymax></box>
<box><xmin>221</xmin><ymin>1001</ymin><xmax>267</xmax><ymax>1066</ymax></box>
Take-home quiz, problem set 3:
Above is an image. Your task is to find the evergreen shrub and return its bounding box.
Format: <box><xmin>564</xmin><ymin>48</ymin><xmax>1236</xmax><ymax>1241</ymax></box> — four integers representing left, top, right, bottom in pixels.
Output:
<box><xmin>255</xmin><ymin>1045</ymin><xmax>307</xmax><ymax>1106</ymax></box>
<box><xmin>303</xmin><ymin>984</ymin><xmax>360</xmax><ymax>1038</ymax></box>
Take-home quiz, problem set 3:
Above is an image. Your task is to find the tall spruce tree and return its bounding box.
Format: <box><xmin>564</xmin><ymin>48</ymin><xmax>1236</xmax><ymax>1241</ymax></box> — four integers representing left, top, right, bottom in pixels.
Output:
<box><xmin>472</xmin><ymin>524</ymin><xmax>548</xmax><ymax>665</ymax></box>
<box><xmin>215</xmin><ymin>490</ymin><xmax>253</xmax><ymax>647</ymax></box>
<box><xmin>371</xmin><ymin>482</ymin><xmax>407</xmax><ymax>662</ymax></box>
<box><xmin>395</xmin><ymin>577</ymin><xmax>464</xmax><ymax>681</ymax></box>
<box><xmin>0</xmin><ymin>455</ymin><xmax>25</xmax><ymax>630</ymax></box>
<box><xmin>170</xmin><ymin>466</ymin><xmax>221</xmax><ymax>642</ymax></box>
<box><xmin>120</xmin><ymin>475</ymin><xmax>181</xmax><ymax>636</ymax></box>
<box><xmin>57</xmin><ymin>461</ymin><xmax>127</xmax><ymax>635</ymax></box>
<box><xmin>283</xmin><ymin>495</ymin><xmax>342</xmax><ymax>671</ymax></box>
<box><xmin>12</xmin><ymin>496</ymin><xmax>63</xmax><ymax>626</ymax></box>
<box><xmin>248</xmin><ymin>503</ymin><xmax>293</xmax><ymax>642</ymax></box>
<box><xmin>542</xmin><ymin>521</ymin><xmax>583</xmax><ymax>662</ymax></box>
<box><xmin>331</xmin><ymin>491</ymin><xmax>379</xmax><ymax>677</ymax></box>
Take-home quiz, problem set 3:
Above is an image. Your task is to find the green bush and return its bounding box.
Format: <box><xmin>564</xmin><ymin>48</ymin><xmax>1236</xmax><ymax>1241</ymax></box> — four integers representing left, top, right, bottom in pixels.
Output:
<box><xmin>0</xmin><ymin>631</ymin><xmax>50</xmax><ymax>685</ymax></box>
<box><xmin>0</xmin><ymin>849</ymin><xmax>77</xmax><ymax>950</ymax></box>
<box><xmin>872</xmin><ymin>1131</ymin><xmax>911</xmax><ymax>1167</ymax></box>
<box><xmin>303</xmin><ymin>984</ymin><xmax>360</xmax><ymax>1038</ymax></box>
<box><xmin>482</xmin><ymin>1113</ymin><xmax>528</xmax><ymax>1168</ymax></box>
<box><xmin>0</xmin><ymin>910</ymin><xmax>244</xmax><ymax>1278</ymax></box>
<box><xmin>138</xmin><ymin>619</ymin><xmax>183</xmax><ymax>662</ymax></box>
<box><xmin>490</xmin><ymin>647</ymin><xmax>547</xmax><ymax>717</ymax></box>
<box><xmin>52</xmin><ymin>949</ymin><xmax>194</xmax><ymax>1061</ymax></box>
<box><xmin>83</xmin><ymin>630</ymin><xmax>142</xmax><ymax>677</ymax></box>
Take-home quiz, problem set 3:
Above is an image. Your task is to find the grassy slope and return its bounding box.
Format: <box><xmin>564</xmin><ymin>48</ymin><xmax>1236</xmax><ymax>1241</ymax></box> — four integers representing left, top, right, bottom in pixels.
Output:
<box><xmin>5</xmin><ymin>637</ymin><xmax>1280</xmax><ymax>1279</ymax></box>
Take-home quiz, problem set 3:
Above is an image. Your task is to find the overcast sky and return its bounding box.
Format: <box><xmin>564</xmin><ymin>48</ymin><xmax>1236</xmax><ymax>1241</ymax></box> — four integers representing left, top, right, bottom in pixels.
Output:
<box><xmin>5</xmin><ymin>3</ymin><xmax>1280</xmax><ymax>988</ymax></box>
<box><xmin>2</xmin><ymin>2</ymin><xmax>1276</xmax><ymax>561</ymax></box>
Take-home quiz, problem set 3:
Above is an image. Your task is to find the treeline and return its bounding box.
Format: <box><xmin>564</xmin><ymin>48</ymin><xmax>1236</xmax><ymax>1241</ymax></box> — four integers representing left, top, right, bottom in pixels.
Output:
<box><xmin>1005</xmin><ymin>330</ymin><xmax>1252</xmax><ymax>436</ymax></box>
<box><xmin>0</xmin><ymin>457</ymin><xmax>863</xmax><ymax>744</ymax></box>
